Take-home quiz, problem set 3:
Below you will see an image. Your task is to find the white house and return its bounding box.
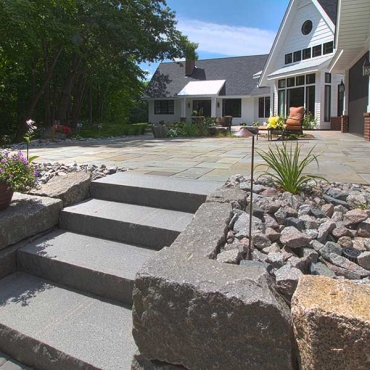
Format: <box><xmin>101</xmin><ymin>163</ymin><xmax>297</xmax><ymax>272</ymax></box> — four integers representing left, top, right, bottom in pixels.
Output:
<box><xmin>144</xmin><ymin>0</ymin><xmax>344</xmax><ymax>130</ymax></box>
<box><xmin>329</xmin><ymin>0</ymin><xmax>370</xmax><ymax>140</ymax></box>
<box><xmin>143</xmin><ymin>55</ymin><xmax>271</xmax><ymax>125</ymax></box>
<box><xmin>259</xmin><ymin>0</ymin><xmax>343</xmax><ymax>129</ymax></box>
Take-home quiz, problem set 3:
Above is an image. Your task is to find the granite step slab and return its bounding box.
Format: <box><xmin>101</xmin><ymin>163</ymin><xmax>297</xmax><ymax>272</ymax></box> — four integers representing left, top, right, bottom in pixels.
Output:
<box><xmin>90</xmin><ymin>172</ymin><xmax>220</xmax><ymax>213</ymax></box>
<box><xmin>59</xmin><ymin>199</ymin><xmax>194</xmax><ymax>249</ymax></box>
<box><xmin>17</xmin><ymin>230</ymin><xmax>155</xmax><ymax>305</ymax></box>
<box><xmin>0</xmin><ymin>273</ymin><xmax>136</xmax><ymax>370</ymax></box>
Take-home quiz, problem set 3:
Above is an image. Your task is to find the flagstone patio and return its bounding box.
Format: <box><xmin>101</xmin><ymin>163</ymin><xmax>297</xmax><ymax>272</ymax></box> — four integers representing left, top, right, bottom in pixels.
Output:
<box><xmin>27</xmin><ymin>131</ymin><xmax>370</xmax><ymax>184</ymax></box>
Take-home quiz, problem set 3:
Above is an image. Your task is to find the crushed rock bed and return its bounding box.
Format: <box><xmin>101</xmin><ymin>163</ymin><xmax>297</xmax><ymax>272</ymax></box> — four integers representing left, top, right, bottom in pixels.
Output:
<box><xmin>33</xmin><ymin>162</ymin><xmax>127</xmax><ymax>185</ymax></box>
<box><xmin>218</xmin><ymin>174</ymin><xmax>370</xmax><ymax>300</ymax></box>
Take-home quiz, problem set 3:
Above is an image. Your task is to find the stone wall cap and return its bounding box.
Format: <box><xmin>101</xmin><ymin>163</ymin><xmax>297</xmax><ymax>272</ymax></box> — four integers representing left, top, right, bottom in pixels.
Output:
<box><xmin>293</xmin><ymin>275</ymin><xmax>370</xmax><ymax>322</ymax></box>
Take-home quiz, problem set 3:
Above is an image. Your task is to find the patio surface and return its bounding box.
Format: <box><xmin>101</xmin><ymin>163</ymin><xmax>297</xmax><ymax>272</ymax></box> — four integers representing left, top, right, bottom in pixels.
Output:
<box><xmin>28</xmin><ymin>130</ymin><xmax>370</xmax><ymax>184</ymax></box>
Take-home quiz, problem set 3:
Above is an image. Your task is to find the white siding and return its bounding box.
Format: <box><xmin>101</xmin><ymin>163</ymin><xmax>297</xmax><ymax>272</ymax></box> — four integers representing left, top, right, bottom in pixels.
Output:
<box><xmin>233</xmin><ymin>98</ymin><xmax>254</xmax><ymax>124</ymax></box>
<box><xmin>273</xmin><ymin>2</ymin><xmax>334</xmax><ymax>71</ymax></box>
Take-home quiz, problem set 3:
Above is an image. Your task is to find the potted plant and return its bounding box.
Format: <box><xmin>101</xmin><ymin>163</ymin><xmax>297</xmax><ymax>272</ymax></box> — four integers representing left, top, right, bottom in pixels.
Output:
<box><xmin>0</xmin><ymin>150</ymin><xmax>38</xmax><ymax>210</ymax></box>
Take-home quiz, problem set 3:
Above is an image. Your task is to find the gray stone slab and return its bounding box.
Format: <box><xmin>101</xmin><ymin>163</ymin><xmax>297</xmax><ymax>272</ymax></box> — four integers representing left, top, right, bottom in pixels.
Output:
<box><xmin>0</xmin><ymin>194</ymin><xmax>62</xmax><ymax>251</ymax></box>
<box><xmin>91</xmin><ymin>172</ymin><xmax>220</xmax><ymax>213</ymax></box>
<box><xmin>133</xmin><ymin>195</ymin><xmax>295</xmax><ymax>370</ymax></box>
<box><xmin>0</xmin><ymin>273</ymin><xmax>136</xmax><ymax>370</ymax></box>
<box><xmin>0</xmin><ymin>358</ymin><xmax>33</xmax><ymax>369</ymax></box>
<box><xmin>0</xmin><ymin>351</ymin><xmax>9</xmax><ymax>366</ymax></box>
<box><xmin>30</xmin><ymin>172</ymin><xmax>91</xmax><ymax>207</ymax></box>
<box><xmin>60</xmin><ymin>199</ymin><xmax>193</xmax><ymax>249</ymax></box>
<box><xmin>18</xmin><ymin>230</ymin><xmax>155</xmax><ymax>304</ymax></box>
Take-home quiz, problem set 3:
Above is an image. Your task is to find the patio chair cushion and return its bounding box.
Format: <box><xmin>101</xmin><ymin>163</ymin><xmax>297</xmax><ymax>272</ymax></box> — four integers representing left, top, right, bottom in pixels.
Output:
<box><xmin>286</xmin><ymin>106</ymin><xmax>304</xmax><ymax>127</ymax></box>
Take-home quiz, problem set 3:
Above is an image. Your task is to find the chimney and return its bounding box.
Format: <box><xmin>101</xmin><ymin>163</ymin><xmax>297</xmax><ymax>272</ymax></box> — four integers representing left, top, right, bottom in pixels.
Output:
<box><xmin>185</xmin><ymin>59</ymin><xmax>195</xmax><ymax>76</ymax></box>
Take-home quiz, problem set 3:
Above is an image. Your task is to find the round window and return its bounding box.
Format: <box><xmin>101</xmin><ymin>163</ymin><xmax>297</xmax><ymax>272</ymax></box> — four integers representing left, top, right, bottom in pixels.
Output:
<box><xmin>301</xmin><ymin>20</ymin><xmax>313</xmax><ymax>35</ymax></box>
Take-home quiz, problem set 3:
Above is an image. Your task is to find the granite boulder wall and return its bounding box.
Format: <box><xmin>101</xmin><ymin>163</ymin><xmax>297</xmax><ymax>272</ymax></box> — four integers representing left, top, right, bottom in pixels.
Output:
<box><xmin>132</xmin><ymin>188</ymin><xmax>297</xmax><ymax>370</ymax></box>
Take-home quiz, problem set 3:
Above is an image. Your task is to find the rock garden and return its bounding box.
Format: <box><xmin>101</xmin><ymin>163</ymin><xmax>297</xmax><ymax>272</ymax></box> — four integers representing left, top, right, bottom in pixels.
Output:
<box><xmin>221</xmin><ymin>175</ymin><xmax>370</xmax><ymax>299</ymax></box>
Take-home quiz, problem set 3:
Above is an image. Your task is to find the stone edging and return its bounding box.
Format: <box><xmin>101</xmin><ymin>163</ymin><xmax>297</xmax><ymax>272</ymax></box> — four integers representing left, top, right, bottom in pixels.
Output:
<box><xmin>132</xmin><ymin>187</ymin><xmax>297</xmax><ymax>370</ymax></box>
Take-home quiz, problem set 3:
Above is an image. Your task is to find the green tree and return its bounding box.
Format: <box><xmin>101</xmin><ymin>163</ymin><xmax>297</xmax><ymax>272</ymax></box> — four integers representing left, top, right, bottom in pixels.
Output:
<box><xmin>0</xmin><ymin>0</ymin><xmax>197</xmax><ymax>141</ymax></box>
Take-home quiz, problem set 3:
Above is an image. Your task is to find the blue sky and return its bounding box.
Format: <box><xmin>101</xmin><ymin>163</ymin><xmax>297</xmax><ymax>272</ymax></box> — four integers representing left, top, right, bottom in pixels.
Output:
<box><xmin>141</xmin><ymin>0</ymin><xmax>290</xmax><ymax>79</ymax></box>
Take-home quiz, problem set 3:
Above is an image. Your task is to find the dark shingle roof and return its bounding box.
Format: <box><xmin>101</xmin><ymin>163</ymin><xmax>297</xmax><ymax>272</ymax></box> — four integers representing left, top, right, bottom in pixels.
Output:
<box><xmin>143</xmin><ymin>55</ymin><xmax>269</xmax><ymax>99</ymax></box>
<box><xmin>317</xmin><ymin>0</ymin><xmax>338</xmax><ymax>25</ymax></box>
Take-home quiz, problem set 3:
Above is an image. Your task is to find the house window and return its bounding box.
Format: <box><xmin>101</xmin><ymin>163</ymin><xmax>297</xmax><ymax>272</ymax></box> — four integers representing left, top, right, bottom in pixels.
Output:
<box><xmin>325</xmin><ymin>73</ymin><xmax>331</xmax><ymax>83</ymax></box>
<box><xmin>312</xmin><ymin>45</ymin><xmax>322</xmax><ymax>57</ymax></box>
<box><xmin>258</xmin><ymin>97</ymin><xmax>271</xmax><ymax>118</ymax></box>
<box><xmin>303</xmin><ymin>48</ymin><xmax>311</xmax><ymax>60</ymax></box>
<box><xmin>293</xmin><ymin>50</ymin><xmax>302</xmax><ymax>62</ymax></box>
<box><xmin>278</xmin><ymin>79</ymin><xmax>286</xmax><ymax>88</ymax></box>
<box><xmin>287</xmin><ymin>77</ymin><xmax>295</xmax><ymax>87</ymax></box>
<box><xmin>296</xmin><ymin>76</ymin><xmax>305</xmax><ymax>86</ymax></box>
<box><xmin>323</xmin><ymin>41</ymin><xmax>334</xmax><ymax>55</ymax></box>
<box><xmin>223</xmin><ymin>99</ymin><xmax>241</xmax><ymax>118</ymax></box>
<box><xmin>301</xmin><ymin>20</ymin><xmax>313</xmax><ymax>35</ymax></box>
<box><xmin>278</xmin><ymin>90</ymin><xmax>286</xmax><ymax>116</ymax></box>
<box><xmin>306</xmin><ymin>73</ymin><xmax>316</xmax><ymax>84</ymax></box>
<box><xmin>306</xmin><ymin>86</ymin><xmax>315</xmax><ymax>115</ymax></box>
<box><xmin>154</xmin><ymin>100</ymin><xmax>174</xmax><ymax>114</ymax></box>
<box><xmin>338</xmin><ymin>84</ymin><xmax>344</xmax><ymax>116</ymax></box>
<box><xmin>324</xmin><ymin>85</ymin><xmax>331</xmax><ymax>122</ymax></box>
<box><xmin>285</xmin><ymin>53</ymin><xmax>292</xmax><ymax>64</ymax></box>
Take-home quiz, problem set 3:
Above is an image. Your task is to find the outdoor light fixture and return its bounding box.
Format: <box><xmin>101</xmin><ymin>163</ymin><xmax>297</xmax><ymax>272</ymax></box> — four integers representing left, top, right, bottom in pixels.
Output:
<box><xmin>338</xmin><ymin>80</ymin><xmax>345</xmax><ymax>93</ymax></box>
<box><xmin>363</xmin><ymin>58</ymin><xmax>370</xmax><ymax>76</ymax></box>
<box><xmin>187</xmin><ymin>102</ymin><xmax>190</xmax><ymax>108</ymax></box>
<box><xmin>217</xmin><ymin>102</ymin><xmax>220</xmax><ymax>108</ymax></box>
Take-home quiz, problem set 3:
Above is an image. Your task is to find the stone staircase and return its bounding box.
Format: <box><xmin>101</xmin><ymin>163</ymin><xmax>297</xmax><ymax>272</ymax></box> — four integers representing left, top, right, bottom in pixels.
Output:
<box><xmin>0</xmin><ymin>172</ymin><xmax>220</xmax><ymax>370</ymax></box>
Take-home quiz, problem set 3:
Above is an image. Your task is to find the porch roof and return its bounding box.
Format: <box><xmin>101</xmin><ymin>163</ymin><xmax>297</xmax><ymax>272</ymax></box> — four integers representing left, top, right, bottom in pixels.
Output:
<box><xmin>329</xmin><ymin>0</ymin><xmax>370</xmax><ymax>73</ymax></box>
<box><xmin>177</xmin><ymin>80</ymin><xmax>226</xmax><ymax>97</ymax></box>
<box><xmin>267</xmin><ymin>55</ymin><xmax>333</xmax><ymax>79</ymax></box>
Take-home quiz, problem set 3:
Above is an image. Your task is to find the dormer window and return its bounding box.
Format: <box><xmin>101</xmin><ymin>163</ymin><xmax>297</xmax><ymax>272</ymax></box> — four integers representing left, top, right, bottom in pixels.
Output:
<box><xmin>323</xmin><ymin>41</ymin><xmax>334</xmax><ymax>54</ymax></box>
<box><xmin>285</xmin><ymin>53</ymin><xmax>293</xmax><ymax>64</ymax></box>
<box><xmin>293</xmin><ymin>50</ymin><xmax>302</xmax><ymax>62</ymax></box>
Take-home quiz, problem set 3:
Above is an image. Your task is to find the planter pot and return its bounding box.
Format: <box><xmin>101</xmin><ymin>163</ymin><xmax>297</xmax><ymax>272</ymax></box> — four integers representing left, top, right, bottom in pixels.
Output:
<box><xmin>0</xmin><ymin>182</ymin><xmax>14</xmax><ymax>211</ymax></box>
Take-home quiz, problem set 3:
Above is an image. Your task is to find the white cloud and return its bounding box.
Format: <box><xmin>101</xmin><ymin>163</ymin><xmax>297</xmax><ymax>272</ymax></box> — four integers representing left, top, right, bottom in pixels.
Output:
<box><xmin>177</xmin><ymin>18</ymin><xmax>275</xmax><ymax>56</ymax></box>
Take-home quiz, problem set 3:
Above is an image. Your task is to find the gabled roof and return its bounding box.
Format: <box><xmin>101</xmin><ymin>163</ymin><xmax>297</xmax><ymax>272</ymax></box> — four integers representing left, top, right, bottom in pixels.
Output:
<box><xmin>259</xmin><ymin>0</ymin><xmax>337</xmax><ymax>86</ymax></box>
<box><xmin>143</xmin><ymin>55</ymin><xmax>269</xmax><ymax>99</ymax></box>
<box><xmin>317</xmin><ymin>0</ymin><xmax>338</xmax><ymax>25</ymax></box>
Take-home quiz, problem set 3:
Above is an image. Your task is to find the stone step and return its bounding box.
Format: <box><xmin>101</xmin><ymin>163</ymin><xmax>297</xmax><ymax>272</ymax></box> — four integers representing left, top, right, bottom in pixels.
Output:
<box><xmin>90</xmin><ymin>172</ymin><xmax>220</xmax><ymax>213</ymax></box>
<box><xmin>0</xmin><ymin>272</ymin><xmax>136</xmax><ymax>370</ymax></box>
<box><xmin>17</xmin><ymin>230</ymin><xmax>155</xmax><ymax>305</ymax></box>
<box><xmin>59</xmin><ymin>199</ymin><xmax>194</xmax><ymax>250</ymax></box>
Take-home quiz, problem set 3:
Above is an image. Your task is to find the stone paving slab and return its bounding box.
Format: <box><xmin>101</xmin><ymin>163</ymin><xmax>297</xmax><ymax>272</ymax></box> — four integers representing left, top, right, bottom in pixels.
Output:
<box><xmin>24</xmin><ymin>131</ymin><xmax>370</xmax><ymax>184</ymax></box>
<box><xmin>0</xmin><ymin>273</ymin><xmax>136</xmax><ymax>370</ymax></box>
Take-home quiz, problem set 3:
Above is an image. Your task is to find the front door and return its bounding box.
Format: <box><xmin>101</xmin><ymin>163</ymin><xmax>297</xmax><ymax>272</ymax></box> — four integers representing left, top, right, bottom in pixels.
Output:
<box><xmin>193</xmin><ymin>100</ymin><xmax>211</xmax><ymax>117</ymax></box>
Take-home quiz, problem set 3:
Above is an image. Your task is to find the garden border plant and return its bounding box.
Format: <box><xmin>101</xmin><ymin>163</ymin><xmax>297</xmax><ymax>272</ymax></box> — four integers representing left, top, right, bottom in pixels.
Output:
<box><xmin>256</xmin><ymin>142</ymin><xmax>327</xmax><ymax>194</ymax></box>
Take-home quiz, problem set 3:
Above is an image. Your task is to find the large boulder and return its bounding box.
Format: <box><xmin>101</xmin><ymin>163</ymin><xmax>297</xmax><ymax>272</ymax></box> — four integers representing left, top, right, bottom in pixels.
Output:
<box><xmin>291</xmin><ymin>276</ymin><xmax>370</xmax><ymax>370</ymax></box>
<box><xmin>133</xmin><ymin>191</ymin><xmax>296</xmax><ymax>370</ymax></box>
<box><xmin>0</xmin><ymin>193</ymin><xmax>62</xmax><ymax>250</ymax></box>
<box><xmin>30</xmin><ymin>171</ymin><xmax>91</xmax><ymax>207</ymax></box>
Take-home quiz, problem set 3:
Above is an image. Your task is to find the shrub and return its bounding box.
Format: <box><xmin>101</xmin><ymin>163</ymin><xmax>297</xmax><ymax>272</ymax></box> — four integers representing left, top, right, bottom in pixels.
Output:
<box><xmin>256</xmin><ymin>142</ymin><xmax>326</xmax><ymax>194</ymax></box>
<box><xmin>0</xmin><ymin>150</ymin><xmax>38</xmax><ymax>192</ymax></box>
<box><xmin>303</xmin><ymin>113</ymin><xmax>317</xmax><ymax>130</ymax></box>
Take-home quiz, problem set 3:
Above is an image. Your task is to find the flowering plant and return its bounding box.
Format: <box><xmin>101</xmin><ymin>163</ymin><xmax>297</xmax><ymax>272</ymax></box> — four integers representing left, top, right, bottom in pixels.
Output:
<box><xmin>24</xmin><ymin>119</ymin><xmax>39</xmax><ymax>161</ymax></box>
<box><xmin>53</xmin><ymin>125</ymin><xmax>72</xmax><ymax>135</ymax></box>
<box><xmin>266</xmin><ymin>116</ymin><xmax>286</xmax><ymax>130</ymax></box>
<box><xmin>0</xmin><ymin>151</ymin><xmax>38</xmax><ymax>192</ymax></box>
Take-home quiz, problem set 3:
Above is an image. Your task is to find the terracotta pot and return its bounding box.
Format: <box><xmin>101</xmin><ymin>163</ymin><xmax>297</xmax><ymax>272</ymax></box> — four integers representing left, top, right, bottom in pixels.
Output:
<box><xmin>0</xmin><ymin>181</ymin><xmax>14</xmax><ymax>211</ymax></box>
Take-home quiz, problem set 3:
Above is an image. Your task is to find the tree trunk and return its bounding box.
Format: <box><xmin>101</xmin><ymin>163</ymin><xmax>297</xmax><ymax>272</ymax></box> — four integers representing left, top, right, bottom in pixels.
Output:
<box><xmin>15</xmin><ymin>46</ymin><xmax>63</xmax><ymax>141</ymax></box>
<box><xmin>71</xmin><ymin>76</ymin><xmax>87</xmax><ymax>127</ymax></box>
<box><xmin>56</xmin><ymin>54</ymin><xmax>81</xmax><ymax>125</ymax></box>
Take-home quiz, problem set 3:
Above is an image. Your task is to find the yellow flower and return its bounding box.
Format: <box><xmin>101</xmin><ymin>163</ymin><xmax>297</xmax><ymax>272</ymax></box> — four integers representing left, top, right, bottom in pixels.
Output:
<box><xmin>267</xmin><ymin>116</ymin><xmax>279</xmax><ymax>129</ymax></box>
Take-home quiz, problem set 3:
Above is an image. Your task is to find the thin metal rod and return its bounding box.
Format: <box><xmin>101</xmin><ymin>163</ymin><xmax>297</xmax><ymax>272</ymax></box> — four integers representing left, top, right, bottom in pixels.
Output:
<box><xmin>247</xmin><ymin>135</ymin><xmax>255</xmax><ymax>260</ymax></box>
